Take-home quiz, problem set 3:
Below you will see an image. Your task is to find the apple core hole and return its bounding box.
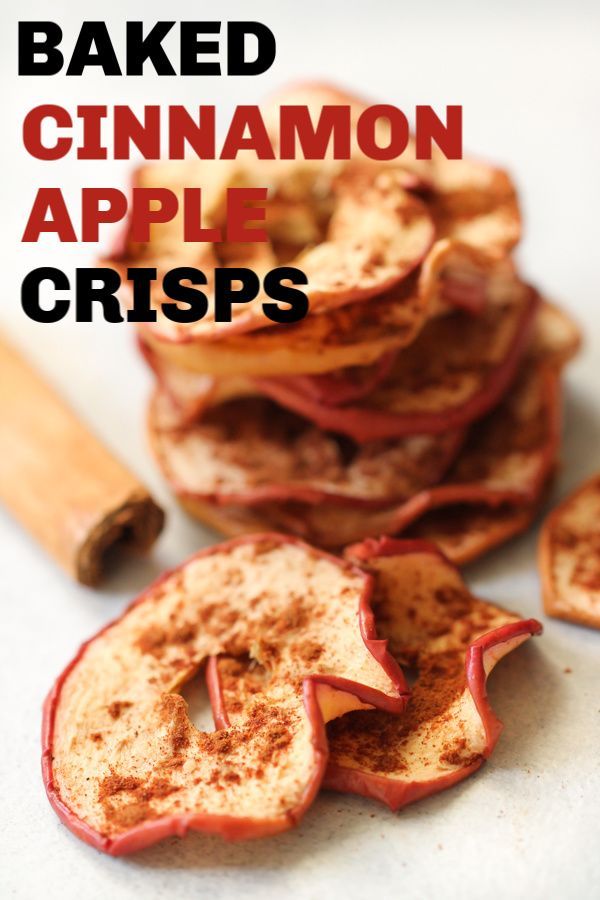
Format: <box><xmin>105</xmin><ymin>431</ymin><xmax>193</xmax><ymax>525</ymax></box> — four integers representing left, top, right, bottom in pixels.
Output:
<box><xmin>179</xmin><ymin>669</ymin><xmax>218</xmax><ymax>733</ymax></box>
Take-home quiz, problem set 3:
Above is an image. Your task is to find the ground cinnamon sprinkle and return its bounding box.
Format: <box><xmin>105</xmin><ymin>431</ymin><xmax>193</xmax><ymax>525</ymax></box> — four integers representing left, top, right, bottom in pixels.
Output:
<box><xmin>439</xmin><ymin>745</ymin><xmax>483</xmax><ymax>768</ymax></box>
<box><xmin>98</xmin><ymin>773</ymin><xmax>142</xmax><ymax>802</ymax></box>
<box><xmin>570</xmin><ymin>532</ymin><xmax>600</xmax><ymax>591</ymax></box>
<box><xmin>136</xmin><ymin>624</ymin><xmax>167</xmax><ymax>655</ymax></box>
<box><xmin>107</xmin><ymin>700</ymin><xmax>133</xmax><ymax>719</ymax></box>
<box><xmin>329</xmin><ymin>648</ymin><xmax>467</xmax><ymax>774</ymax></box>
<box><xmin>159</xmin><ymin>694</ymin><xmax>192</xmax><ymax>754</ymax></box>
<box><xmin>294</xmin><ymin>639</ymin><xmax>324</xmax><ymax>663</ymax></box>
<box><xmin>99</xmin><ymin>770</ymin><xmax>182</xmax><ymax>830</ymax></box>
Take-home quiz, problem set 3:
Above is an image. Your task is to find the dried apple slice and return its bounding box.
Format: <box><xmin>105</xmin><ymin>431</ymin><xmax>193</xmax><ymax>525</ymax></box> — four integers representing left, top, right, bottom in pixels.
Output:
<box><xmin>42</xmin><ymin>534</ymin><xmax>407</xmax><ymax>854</ymax></box>
<box><xmin>539</xmin><ymin>473</ymin><xmax>600</xmax><ymax>629</ymax></box>
<box><xmin>428</xmin><ymin>154</ymin><xmax>521</xmax><ymax>257</ymax></box>
<box><xmin>140</xmin><ymin>275</ymin><xmax>429</xmax><ymax>377</ymax></box>
<box><xmin>235</xmin><ymin>241</ymin><xmax>513</xmax><ymax>407</ymax></box>
<box><xmin>400</xmin><ymin>502</ymin><xmax>538</xmax><ymax>566</ymax></box>
<box><xmin>142</xmin><ymin>269</ymin><xmax>538</xmax><ymax>434</ymax></box>
<box><xmin>149</xmin><ymin>389</ymin><xmax>465</xmax><ymax>507</ymax></box>
<box><xmin>139</xmin><ymin>327</ymin><xmax>397</xmax><ymax>427</ymax></box>
<box><xmin>262</xmin><ymin>82</ymin><xmax>522</xmax><ymax>261</ymax></box>
<box><xmin>213</xmin><ymin>540</ymin><xmax>541</xmax><ymax>812</ymax></box>
<box><xmin>172</xmin><ymin>362</ymin><xmax>558</xmax><ymax>562</ymax></box>
<box><xmin>264</xmin><ymin>362</ymin><xmax>559</xmax><ymax>549</ymax></box>
<box><xmin>252</xmin><ymin>283</ymin><xmax>538</xmax><ymax>442</ymax></box>
<box><xmin>327</xmin><ymin>539</ymin><xmax>541</xmax><ymax>807</ymax></box>
<box><xmin>271</xmin><ymin>351</ymin><xmax>397</xmax><ymax>408</ymax></box>
<box><xmin>139</xmin><ymin>240</ymin><xmax>514</xmax><ymax>380</ymax></box>
<box><xmin>287</xmin><ymin>168</ymin><xmax>435</xmax><ymax>313</ymax></box>
<box><xmin>110</xmin><ymin>162</ymin><xmax>434</xmax><ymax>343</ymax></box>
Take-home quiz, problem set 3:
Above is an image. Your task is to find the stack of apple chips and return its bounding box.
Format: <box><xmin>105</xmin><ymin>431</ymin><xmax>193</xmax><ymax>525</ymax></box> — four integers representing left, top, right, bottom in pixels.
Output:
<box><xmin>110</xmin><ymin>85</ymin><xmax>580</xmax><ymax>565</ymax></box>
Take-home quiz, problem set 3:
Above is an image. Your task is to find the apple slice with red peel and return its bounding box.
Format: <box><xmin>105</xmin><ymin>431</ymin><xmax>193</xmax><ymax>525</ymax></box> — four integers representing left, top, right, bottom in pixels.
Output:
<box><xmin>270</xmin><ymin>351</ymin><xmax>398</xmax><ymax>408</ymax></box>
<box><xmin>262</xmin><ymin>83</ymin><xmax>521</xmax><ymax>258</ymax></box>
<box><xmin>139</xmin><ymin>336</ymin><xmax>396</xmax><ymax>423</ymax></box>
<box><xmin>140</xmin><ymin>274</ymin><xmax>430</xmax><ymax>378</ymax></box>
<box><xmin>539</xmin><ymin>473</ymin><xmax>600</xmax><ymax>629</ymax></box>
<box><xmin>267</xmin><ymin>361</ymin><xmax>560</xmax><ymax>551</ymax></box>
<box><xmin>42</xmin><ymin>534</ymin><xmax>408</xmax><ymax>855</ymax></box>
<box><xmin>429</xmin><ymin>153</ymin><xmax>521</xmax><ymax>257</ymax></box>
<box><xmin>235</xmin><ymin>243</ymin><xmax>509</xmax><ymax>409</ymax></box>
<box><xmin>214</xmin><ymin>499</ymin><xmax>540</xmax><ymax>567</ymax></box>
<box><xmin>211</xmin><ymin>539</ymin><xmax>541</xmax><ymax>812</ymax></box>
<box><xmin>252</xmin><ymin>282</ymin><xmax>538</xmax><ymax>442</ymax></box>
<box><xmin>142</xmin><ymin>275</ymin><xmax>536</xmax><ymax>440</ymax></box>
<box><xmin>112</xmin><ymin>164</ymin><xmax>435</xmax><ymax>344</ymax></box>
<box><xmin>327</xmin><ymin>539</ymin><xmax>541</xmax><ymax>809</ymax></box>
<box><xmin>165</xmin><ymin>496</ymin><xmax>538</xmax><ymax>567</ymax></box>
<box><xmin>400</xmin><ymin>502</ymin><xmax>538</xmax><ymax>566</ymax></box>
<box><xmin>170</xmin><ymin>361</ymin><xmax>559</xmax><ymax>563</ymax></box>
<box><xmin>138</xmin><ymin>239</ymin><xmax>515</xmax><ymax>380</ymax></box>
<box><xmin>149</xmin><ymin>388</ymin><xmax>465</xmax><ymax>507</ymax></box>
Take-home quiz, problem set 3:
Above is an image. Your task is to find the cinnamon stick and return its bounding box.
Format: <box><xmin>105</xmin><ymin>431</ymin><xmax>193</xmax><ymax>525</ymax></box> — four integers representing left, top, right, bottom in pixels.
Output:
<box><xmin>0</xmin><ymin>333</ymin><xmax>164</xmax><ymax>586</ymax></box>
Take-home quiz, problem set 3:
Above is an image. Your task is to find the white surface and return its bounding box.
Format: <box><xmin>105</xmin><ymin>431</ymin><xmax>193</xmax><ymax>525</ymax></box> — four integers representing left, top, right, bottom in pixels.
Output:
<box><xmin>1</xmin><ymin>1</ymin><xmax>599</xmax><ymax>898</ymax></box>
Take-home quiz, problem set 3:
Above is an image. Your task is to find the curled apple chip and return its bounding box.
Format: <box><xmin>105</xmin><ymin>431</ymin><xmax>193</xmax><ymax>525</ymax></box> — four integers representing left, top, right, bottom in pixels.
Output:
<box><xmin>140</xmin><ymin>240</ymin><xmax>513</xmax><ymax>380</ymax></box>
<box><xmin>326</xmin><ymin>540</ymin><xmax>541</xmax><ymax>808</ymax></box>
<box><xmin>252</xmin><ymin>282</ymin><xmax>538</xmax><ymax>441</ymax></box>
<box><xmin>141</xmin><ymin>277</ymin><xmax>429</xmax><ymax>378</ymax></box>
<box><xmin>398</xmin><ymin>502</ymin><xmax>538</xmax><ymax>567</ymax></box>
<box><xmin>429</xmin><ymin>154</ymin><xmax>521</xmax><ymax>257</ymax></box>
<box><xmin>171</xmin><ymin>362</ymin><xmax>559</xmax><ymax>563</ymax></box>
<box><xmin>266</xmin><ymin>84</ymin><xmax>521</xmax><ymax>257</ymax></box>
<box><xmin>262</xmin><ymin>83</ymin><xmax>521</xmax><ymax>259</ymax></box>
<box><xmin>539</xmin><ymin>473</ymin><xmax>600</xmax><ymax>629</ymax></box>
<box><xmin>112</xmin><ymin>162</ymin><xmax>434</xmax><ymax>344</ymax></box>
<box><xmin>259</xmin><ymin>82</ymin><xmax>433</xmax><ymax>190</ymax></box>
<box><xmin>149</xmin><ymin>389</ymin><xmax>465</xmax><ymax>507</ymax></box>
<box><xmin>267</xmin><ymin>362</ymin><xmax>559</xmax><ymax>550</ymax></box>
<box><xmin>42</xmin><ymin>535</ymin><xmax>407</xmax><ymax>854</ymax></box>
<box><xmin>213</xmin><ymin>540</ymin><xmax>541</xmax><ymax>812</ymax></box>
<box><xmin>246</xmin><ymin>237</ymin><xmax>504</xmax><ymax>409</ymax></box>
<box><xmin>271</xmin><ymin>350</ymin><xmax>397</xmax><ymax>409</ymax></box>
<box><xmin>141</xmin><ymin>263</ymin><xmax>530</xmax><ymax>431</ymax></box>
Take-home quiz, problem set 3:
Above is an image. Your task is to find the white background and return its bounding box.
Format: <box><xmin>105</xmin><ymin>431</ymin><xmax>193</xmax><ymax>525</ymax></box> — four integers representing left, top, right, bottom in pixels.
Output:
<box><xmin>1</xmin><ymin>2</ymin><xmax>599</xmax><ymax>898</ymax></box>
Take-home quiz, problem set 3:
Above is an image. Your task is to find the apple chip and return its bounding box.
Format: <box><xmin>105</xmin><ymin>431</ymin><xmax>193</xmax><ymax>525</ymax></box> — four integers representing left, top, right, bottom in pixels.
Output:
<box><xmin>539</xmin><ymin>473</ymin><xmax>600</xmax><ymax>629</ymax></box>
<box><xmin>268</xmin><ymin>362</ymin><xmax>559</xmax><ymax>549</ymax></box>
<box><xmin>253</xmin><ymin>282</ymin><xmax>538</xmax><ymax>441</ymax></box>
<box><xmin>140</xmin><ymin>276</ymin><xmax>430</xmax><ymax>378</ymax></box>
<box><xmin>428</xmin><ymin>154</ymin><xmax>521</xmax><ymax>257</ymax></box>
<box><xmin>259</xmin><ymin>81</ymin><xmax>432</xmax><ymax>188</ymax></box>
<box><xmin>262</xmin><ymin>82</ymin><xmax>521</xmax><ymax>259</ymax></box>
<box><xmin>399</xmin><ymin>503</ymin><xmax>538</xmax><ymax>566</ymax></box>
<box><xmin>140</xmin><ymin>240</ymin><xmax>514</xmax><ymax>380</ymax></box>
<box><xmin>42</xmin><ymin>535</ymin><xmax>407</xmax><ymax>854</ymax></box>
<box><xmin>172</xmin><ymin>362</ymin><xmax>558</xmax><ymax>563</ymax></box>
<box><xmin>212</xmin><ymin>540</ymin><xmax>541</xmax><ymax>812</ymax></box>
<box><xmin>272</xmin><ymin>351</ymin><xmax>397</xmax><ymax>409</ymax></box>
<box><xmin>326</xmin><ymin>539</ymin><xmax>541</xmax><ymax>808</ymax></box>
<box><xmin>149</xmin><ymin>389</ymin><xmax>465</xmax><ymax>507</ymax></box>
<box><xmin>111</xmin><ymin>163</ymin><xmax>434</xmax><ymax>343</ymax></box>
